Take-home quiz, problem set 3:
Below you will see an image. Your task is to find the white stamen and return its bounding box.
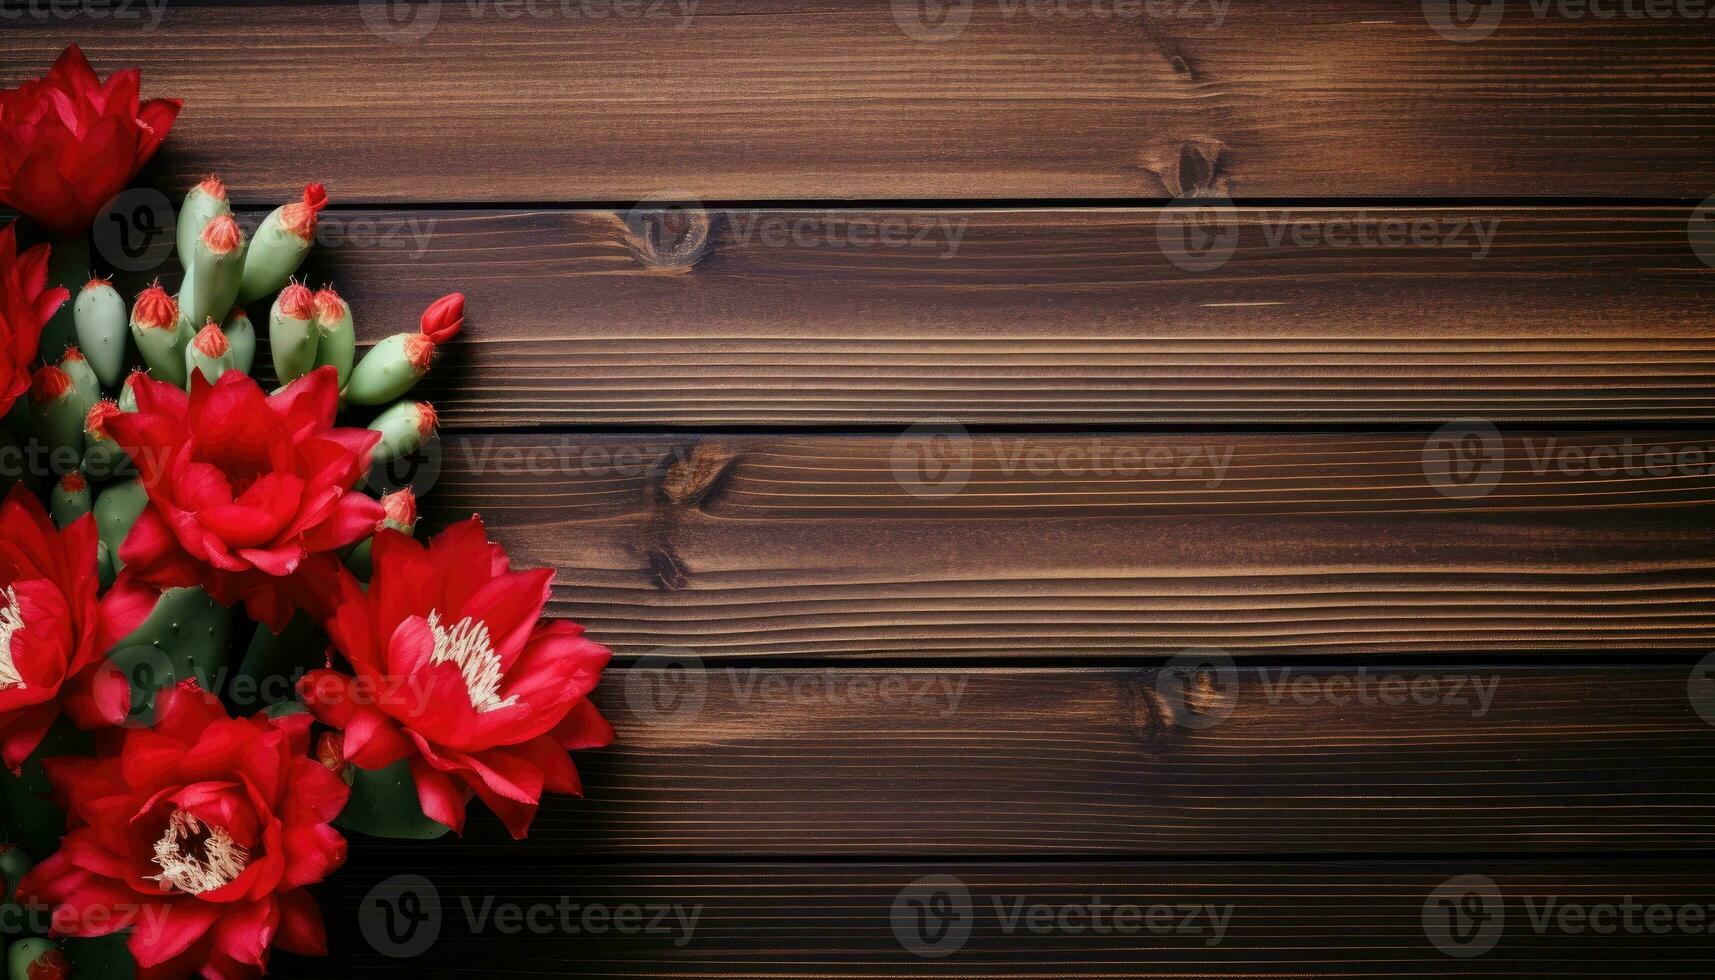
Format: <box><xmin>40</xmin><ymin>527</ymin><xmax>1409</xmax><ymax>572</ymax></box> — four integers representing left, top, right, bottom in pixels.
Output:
<box><xmin>149</xmin><ymin>810</ymin><xmax>248</xmax><ymax>895</ymax></box>
<box><xmin>0</xmin><ymin>586</ymin><xmax>26</xmax><ymax>691</ymax></box>
<box><xmin>427</xmin><ymin>610</ymin><xmax>517</xmax><ymax>713</ymax></box>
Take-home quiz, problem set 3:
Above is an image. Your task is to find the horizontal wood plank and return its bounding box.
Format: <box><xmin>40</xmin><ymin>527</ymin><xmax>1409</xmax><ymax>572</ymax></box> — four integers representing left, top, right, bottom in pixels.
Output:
<box><xmin>255</xmin><ymin>207</ymin><xmax>1715</xmax><ymax>425</ymax></box>
<box><xmin>415</xmin><ymin>432</ymin><xmax>1715</xmax><ymax>657</ymax></box>
<box><xmin>7</xmin><ymin>2</ymin><xmax>1715</xmax><ymax>200</ymax></box>
<box><xmin>419</xmin><ymin>665</ymin><xmax>1715</xmax><ymax>855</ymax></box>
<box><xmin>275</xmin><ymin>859</ymin><xmax>1715</xmax><ymax>976</ymax></box>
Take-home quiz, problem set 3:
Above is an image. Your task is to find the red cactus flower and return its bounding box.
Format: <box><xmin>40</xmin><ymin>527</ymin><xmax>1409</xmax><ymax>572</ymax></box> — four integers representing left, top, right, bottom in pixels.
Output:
<box><xmin>299</xmin><ymin>518</ymin><xmax>612</xmax><ymax>838</ymax></box>
<box><xmin>0</xmin><ymin>221</ymin><xmax>68</xmax><ymax>417</ymax></box>
<box><xmin>102</xmin><ymin>367</ymin><xmax>385</xmax><ymax>632</ymax></box>
<box><xmin>0</xmin><ymin>45</ymin><xmax>181</xmax><ymax>238</ymax></box>
<box><xmin>21</xmin><ymin>684</ymin><xmax>349</xmax><ymax>980</ymax></box>
<box><xmin>0</xmin><ymin>486</ymin><xmax>156</xmax><ymax>769</ymax></box>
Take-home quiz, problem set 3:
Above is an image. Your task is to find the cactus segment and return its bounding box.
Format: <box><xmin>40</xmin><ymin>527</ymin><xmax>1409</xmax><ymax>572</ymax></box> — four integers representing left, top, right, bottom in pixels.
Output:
<box><xmin>179</xmin><ymin>214</ymin><xmax>247</xmax><ymax>331</ymax></box>
<box><xmin>50</xmin><ymin>472</ymin><xmax>91</xmax><ymax>527</ymax></box>
<box><xmin>93</xmin><ymin>479</ymin><xmax>148</xmax><ymax>571</ymax></box>
<box><xmin>176</xmin><ymin>174</ymin><xmax>231</xmax><ymax>270</ymax></box>
<box><xmin>238</xmin><ymin>182</ymin><xmax>328</xmax><ymax>305</ymax></box>
<box><xmin>72</xmin><ymin>278</ymin><xmax>128</xmax><ymax>388</ymax></box>
<box><xmin>366</xmin><ymin>400</ymin><xmax>435</xmax><ymax>466</ymax></box>
<box><xmin>28</xmin><ymin>366</ymin><xmax>84</xmax><ymax>461</ymax></box>
<box><xmin>223</xmin><ymin>306</ymin><xmax>258</xmax><ymax>375</ymax></box>
<box><xmin>269</xmin><ymin>282</ymin><xmax>319</xmax><ymax>385</ymax></box>
<box><xmin>129</xmin><ymin>282</ymin><xmax>190</xmax><ymax>387</ymax></box>
<box><xmin>185</xmin><ymin>320</ymin><xmax>238</xmax><ymax>386</ymax></box>
<box><xmin>311</xmin><ymin>286</ymin><xmax>356</xmax><ymax>388</ymax></box>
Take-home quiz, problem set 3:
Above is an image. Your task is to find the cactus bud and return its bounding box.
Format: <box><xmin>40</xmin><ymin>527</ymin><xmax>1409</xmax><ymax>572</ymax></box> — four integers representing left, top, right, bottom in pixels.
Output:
<box><xmin>117</xmin><ymin>369</ymin><xmax>148</xmax><ymax>413</ymax></box>
<box><xmin>94</xmin><ymin>479</ymin><xmax>148</xmax><ymax>571</ymax></box>
<box><xmin>238</xmin><ymin>182</ymin><xmax>329</xmax><ymax>304</ymax></box>
<box><xmin>270</xmin><ymin>281</ymin><xmax>320</xmax><ymax>385</ymax></box>
<box><xmin>0</xmin><ymin>841</ymin><xmax>33</xmax><ymax>909</ymax></box>
<box><xmin>50</xmin><ymin>471</ymin><xmax>92</xmax><ymax>526</ymax></box>
<box><xmin>29</xmin><ymin>365</ymin><xmax>84</xmax><ymax>460</ymax></box>
<box><xmin>186</xmin><ymin>319</ymin><xmax>238</xmax><ymax>386</ymax></box>
<box><xmin>57</xmin><ymin>347</ymin><xmax>99</xmax><ymax>413</ymax></box>
<box><xmin>367</xmin><ymin>400</ymin><xmax>436</xmax><ymax>466</ymax></box>
<box><xmin>130</xmin><ymin>281</ymin><xmax>191</xmax><ymax>386</ymax></box>
<box><xmin>72</xmin><ymin>277</ymin><xmax>128</xmax><ymax>388</ymax></box>
<box><xmin>82</xmin><ymin>399</ymin><xmax>129</xmax><ymax>479</ymax></box>
<box><xmin>177</xmin><ymin>174</ymin><xmax>232</xmax><ymax>269</ymax></box>
<box><xmin>379</xmin><ymin>487</ymin><xmax>418</xmax><ymax>534</ymax></box>
<box><xmin>180</xmin><ymin>214</ymin><xmax>247</xmax><ymax>330</ymax></box>
<box><xmin>223</xmin><ymin>306</ymin><xmax>257</xmax><ymax>375</ymax></box>
<box><xmin>311</xmin><ymin>285</ymin><xmax>356</xmax><ymax>388</ymax></box>
<box><xmin>345</xmin><ymin>293</ymin><xmax>464</xmax><ymax>406</ymax></box>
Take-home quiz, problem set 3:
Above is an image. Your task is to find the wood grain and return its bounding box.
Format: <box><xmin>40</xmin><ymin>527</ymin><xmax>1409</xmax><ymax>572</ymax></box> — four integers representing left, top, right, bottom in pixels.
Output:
<box><xmin>260</xmin><ymin>207</ymin><xmax>1715</xmax><ymax>426</ymax></box>
<box><xmin>274</xmin><ymin>858</ymin><xmax>1715</xmax><ymax>977</ymax></box>
<box><xmin>393</xmin><ymin>665</ymin><xmax>1715</xmax><ymax>855</ymax></box>
<box><xmin>414</xmin><ymin>432</ymin><xmax>1715</xmax><ymax>657</ymax></box>
<box><xmin>7</xmin><ymin>2</ymin><xmax>1715</xmax><ymax>200</ymax></box>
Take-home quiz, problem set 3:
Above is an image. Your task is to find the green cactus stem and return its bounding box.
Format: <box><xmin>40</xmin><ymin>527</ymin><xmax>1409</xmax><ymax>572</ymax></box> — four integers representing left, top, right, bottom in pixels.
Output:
<box><xmin>185</xmin><ymin>319</ymin><xmax>238</xmax><ymax>387</ymax></box>
<box><xmin>82</xmin><ymin>400</ymin><xmax>129</xmax><ymax>480</ymax></box>
<box><xmin>57</xmin><ymin>348</ymin><xmax>99</xmax><ymax>410</ymax></box>
<box><xmin>49</xmin><ymin>472</ymin><xmax>91</xmax><ymax>526</ymax></box>
<box><xmin>28</xmin><ymin>366</ymin><xmax>84</xmax><ymax>462</ymax></box>
<box><xmin>177</xmin><ymin>175</ymin><xmax>232</xmax><ymax>270</ymax></box>
<box><xmin>344</xmin><ymin>332</ymin><xmax>430</xmax><ymax>406</ymax></box>
<box><xmin>311</xmin><ymin>286</ymin><xmax>356</xmax><ymax>388</ymax></box>
<box><xmin>238</xmin><ymin>183</ymin><xmax>328</xmax><ymax>305</ymax></box>
<box><xmin>224</xmin><ymin>306</ymin><xmax>257</xmax><ymax>375</ymax></box>
<box><xmin>179</xmin><ymin>214</ymin><xmax>247</xmax><ymax>331</ymax></box>
<box><xmin>367</xmin><ymin>399</ymin><xmax>436</xmax><ymax>465</ymax></box>
<box><xmin>6</xmin><ymin>938</ymin><xmax>66</xmax><ymax>980</ymax></box>
<box><xmin>269</xmin><ymin>281</ymin><xmax>319</xmax><ymax>385</ymax></box>
<box><xmin>336</xmin><ymin>758</ymin><xmax>452</xmax><ymax>840</ymax></box>
<box><xmin>129</xmin><ymin>282</ymin><xmax>190</xmax><ymax>387</ymax></box>
<box><xmin>94</xmin><ymin>479</ymin><xmax>148</xmax><ymax>570</ymax></box>
<box><xmin>112</xmin><ymin>586</ymin><xmax>233</xmax><ymax>708</ymax></box>
<box><xmin>72</xmin><ymin>277</ymin><xmax>128</xmax><ymax>388</ymax></box>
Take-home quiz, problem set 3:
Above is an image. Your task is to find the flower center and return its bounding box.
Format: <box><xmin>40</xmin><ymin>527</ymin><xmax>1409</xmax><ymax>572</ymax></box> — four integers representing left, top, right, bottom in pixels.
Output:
<box><xmin>427</xmin><ymin>611</ymin><xmax>517</xmax><ymax>713</ymax></box>
<box><xmin>0</xmin><ymin>586</ymin><xmax>27</xmax><ymax>692</ymax></box>
<box><xmin>149</xmin><ymin>810</ymin><xmax>248</xmax><ymax>895</ymax></box>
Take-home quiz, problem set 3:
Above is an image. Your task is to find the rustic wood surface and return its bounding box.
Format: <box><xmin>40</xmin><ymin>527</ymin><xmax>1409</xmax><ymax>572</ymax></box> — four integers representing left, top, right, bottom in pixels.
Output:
<box><xmin>6</xmin><ymin>2</ymin><xmax>1714</xmax><ymax>976</ymax></box>
<box><xmin>269</xmin><ymin>859</ymin><xmax>1715</xmax><ymax>977</ymax></box>
<box><xmin>282</xmin><ymin>207</ymin><xmax>1715</xmax><ymax>426</ymax></box>
<box><xmin>368</xmin><ymin>665</ymin><xmax>1715</xmax><ymax>855</ymax></box>
<box><xmin>6</xmin><ymin>1</ymin><xmax>1715</xmax><ymax>200</ymax></box>
<box><xmin>417</xmin><ymin>432</ymin><xmax>1715</xmax><ymax>656</ymax></box>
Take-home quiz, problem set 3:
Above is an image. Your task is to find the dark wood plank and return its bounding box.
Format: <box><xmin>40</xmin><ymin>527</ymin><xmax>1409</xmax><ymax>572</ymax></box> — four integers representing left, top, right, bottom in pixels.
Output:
<box><xmin>407</xmin><ymin>665</ymin><xmax>1715</xmax><ymax>855</ymax></box>
<box><xmin>275</xmin><ymin>858</ymin><xmax>1715</xmax><ymax>977</ymax></box>
<box><xmin>415</xmin><ymin>432</ymin><xmax>1715</xmax><ymax>657</ymax></box>
<box><xmin>7</xmin><ymin>2</ymin><xmax>1715</xmax><ymax>200</ymax></box>
<box><xmin>269</xmin><ymin>207</ymin><xmax>1715</xmax><ymax>426</ymax></box>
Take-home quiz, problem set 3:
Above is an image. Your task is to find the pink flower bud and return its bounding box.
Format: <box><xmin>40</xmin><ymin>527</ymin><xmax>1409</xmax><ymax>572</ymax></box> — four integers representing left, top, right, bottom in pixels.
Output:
<box><xmin>86</xmin><ymin>399</ymin><xmax>121</xmax><ymax>439</ymax></box>
<box><xmin>379</xmin><ymin>487</ymin><xmax>418</xmax><ymax>529</ymax></box>
<box><xmin>278</xmin><ymin>281</ymin><xmax>315</xmax><ymax>320</ymax></box>
<box><xmin>404</xmin><ymin>333</ymin><xmax>436</xmax><ymax>372</ymax></box>
<box><xmin>58</xmin><ymin>471</ymin><xmax>87</xmax><ymax>494</ymax></box>
<box><xmin>312</xmin><ymin>285</ymin><xmax>347</xmax><ymax>328</ymax></box>
<box><xmin>419</xmin><ymin>292</ymin><xmax>464</xmax><ymax>345</ymax></box>
<box><xmin>31</xmin><ymin>365</ymin><xmax>71</xmax><ymax>403</ymax></box>
<box><xmin>196</xmin><ymin>174</ymin><xmax>228</xmax><ymax>201</ymax></box>
<box><xmin>202</xmin><ymin>214</ymin><xmax>242</xmax><ymax>256</ymax></box>
<box><xmin>192</xmin><ymin>320</ymin><xmax>229</xmax><ymax>357</ymax></box>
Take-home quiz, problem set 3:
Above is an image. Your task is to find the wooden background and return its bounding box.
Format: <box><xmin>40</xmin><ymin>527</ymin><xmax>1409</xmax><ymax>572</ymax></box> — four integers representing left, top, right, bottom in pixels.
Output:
<box><xmin>8</xmin><ymin>0</ymin><xmax>1715</xmax><ymax>975</ymax></box>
